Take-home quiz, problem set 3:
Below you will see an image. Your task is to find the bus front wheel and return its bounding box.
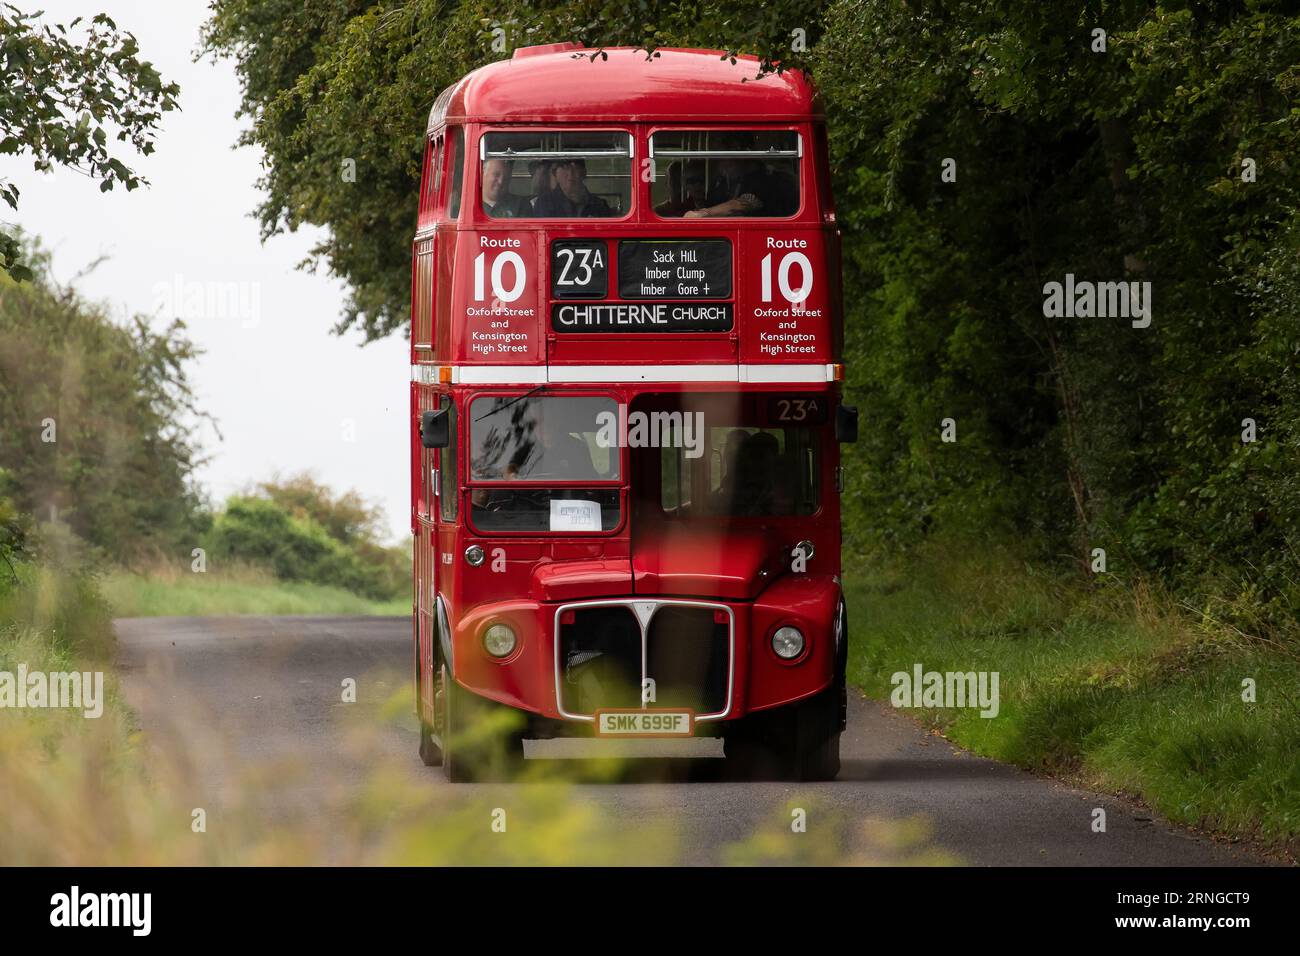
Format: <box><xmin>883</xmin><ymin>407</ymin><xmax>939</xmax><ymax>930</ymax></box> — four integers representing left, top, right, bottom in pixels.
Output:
<box><xmin>417</xmin><ymin>677</ymin><xmax>444</xmax><ymax>767</ymax></box>
<box><xmin>441</xmin><ymin>664</ymin><xmax>526</xmax><ymax>783</ymax></box>
<box><xmin>416</xmin><ymin>626</ymin><xmax>443</xmax><ymax>767</ymax></box>
<box><xmin>724</xmin><ymin>677</ymin><xmax>842</xmax><ymax>781</ymax></box>
<box><xmin>725</xmin><ymin>605</ymin><xmax>847</xmax><ymax>782</ymax></box>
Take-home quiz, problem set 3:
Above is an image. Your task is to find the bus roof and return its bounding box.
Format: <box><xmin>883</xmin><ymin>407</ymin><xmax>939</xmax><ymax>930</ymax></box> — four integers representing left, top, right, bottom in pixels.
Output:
<box><xmin>428</xmin><ymin>45</ymin><xmax>820</xmax><ymax>132</ymax></box>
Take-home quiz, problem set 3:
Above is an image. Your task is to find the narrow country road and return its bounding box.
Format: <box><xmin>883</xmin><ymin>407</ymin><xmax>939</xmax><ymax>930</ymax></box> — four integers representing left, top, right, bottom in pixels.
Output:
<box><xmin>115</xmin><ymin>615</ymin><xmax>1267</xmax><ymax>866</ymax></box>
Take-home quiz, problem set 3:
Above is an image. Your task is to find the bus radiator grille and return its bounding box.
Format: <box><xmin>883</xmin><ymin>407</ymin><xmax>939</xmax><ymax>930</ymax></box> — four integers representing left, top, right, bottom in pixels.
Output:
<box><xmin>559</xmin><ymin>606</ymin><xmax>641</xmax><ymax>714</ymax></box>
<box><xmin>645</xmin><ymin>606</ymin><xmax>729</xmax><ymax>714</ymax></box>
<box><xmin>557</xmin><ymin>602</ymin><xmax>730</xmax><ymax>718</ymax></box>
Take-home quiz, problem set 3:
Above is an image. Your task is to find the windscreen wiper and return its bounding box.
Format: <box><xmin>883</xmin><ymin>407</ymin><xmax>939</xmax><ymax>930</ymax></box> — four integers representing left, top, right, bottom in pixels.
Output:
<box><xmin>473</xmin><ymin>384</ymin><xmax>547</xmax><ymax>422</ymax></box>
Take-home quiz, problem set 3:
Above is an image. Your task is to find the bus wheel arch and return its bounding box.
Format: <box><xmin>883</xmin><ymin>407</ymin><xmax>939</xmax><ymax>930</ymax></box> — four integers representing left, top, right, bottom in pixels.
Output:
<box><xmin>417</xmin><ymin>596</ymin><xmax>454</xmax><ymax>768</ymax></box>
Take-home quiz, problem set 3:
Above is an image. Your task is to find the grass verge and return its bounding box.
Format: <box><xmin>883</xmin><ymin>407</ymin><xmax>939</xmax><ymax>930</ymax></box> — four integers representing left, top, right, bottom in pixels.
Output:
<box><xmin>101</xmin><ymin>563</ymin><xmax>408</xmax><ymax>617</ymax></box>
<box><xmin>843</xmin><ymin>542</ymin><xmax>1300</xmax><ymax>856</ymax></box>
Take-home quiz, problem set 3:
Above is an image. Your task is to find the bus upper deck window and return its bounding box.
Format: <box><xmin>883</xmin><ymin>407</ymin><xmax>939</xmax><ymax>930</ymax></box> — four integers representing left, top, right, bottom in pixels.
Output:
<box><xmin>479</xmin><ymin>131</ymin><xmax>631</xmax><ymax>219</ymax></box>
<box><xmin>650</xmin><ymin>130</ymin><xmax>800</xmax><ymax>219</ymax></box>
<box><xmin>447</xmin><ymin>127</ymin><xmax>465</xmax><ymax>218</ymax></box>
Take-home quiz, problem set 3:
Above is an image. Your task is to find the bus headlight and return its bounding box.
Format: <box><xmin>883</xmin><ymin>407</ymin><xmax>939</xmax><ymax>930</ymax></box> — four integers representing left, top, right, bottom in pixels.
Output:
<box><xmin>771</xmin><ymin>625</ymin><xmax>805</xmax><ymax>661</ymax></box>
<box><xmin>482</xmin><ymin>623</ymin><xmax>518</xmax><ymax>658</ymax></box>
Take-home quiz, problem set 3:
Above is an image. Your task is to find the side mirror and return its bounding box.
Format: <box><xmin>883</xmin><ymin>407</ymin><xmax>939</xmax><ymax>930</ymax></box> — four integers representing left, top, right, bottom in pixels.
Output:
<box><xmin>835</xmin><ymin>404</ymin><xmax>859</xmax><ymax>443</ymax></box>
<box><xmin>420</xmin><ymin>408</ymin><xmax>449</xmax><ymax>449</ymax></box>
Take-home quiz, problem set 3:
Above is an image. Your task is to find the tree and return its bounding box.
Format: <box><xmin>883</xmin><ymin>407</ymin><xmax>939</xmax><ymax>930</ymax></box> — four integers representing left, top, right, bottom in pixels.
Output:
<box><xmin>0</xmin><ymin>241</ymin><xmax>209</xmax><ymax>564</ymax></box>
<box><xmin>0</xmin><ymin>6</ymin><xmax>180</xmax><ymax>280</ymax></box>
<box><xmin>815</xmin><ymin>1</ymin><xmax>1300</xmax><ymax>622</ymax></box>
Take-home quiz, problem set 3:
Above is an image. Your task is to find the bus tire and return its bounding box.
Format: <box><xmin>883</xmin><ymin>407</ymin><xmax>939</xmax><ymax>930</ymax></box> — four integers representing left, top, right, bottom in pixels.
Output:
<box><xmin>795</xmin><ymin>605</ymin><xmax>848</xmax><ymax>781</ymax></box>
<box><xmin>790</xmin><ymin>678</ymin><xmax>843</xmax><ymax>782</ymax></box>
<box><xmin>724</xmin><ymin>668</ymin><xmax>844</xmax><ymax>781</ymax></box>
<box><xmin>418</xmin><ymin>715</ymin><xmax>443</xmax><ymax>767</ymax></box>
<box><xmin>416</xmin><ymin>627</ymin><xmax>444</xmax><ymax>767</ymax></box>
<box><xmin>443</xmin><ymin>668</ymin><xmax>526</xmax><ymax>783</ymax></box>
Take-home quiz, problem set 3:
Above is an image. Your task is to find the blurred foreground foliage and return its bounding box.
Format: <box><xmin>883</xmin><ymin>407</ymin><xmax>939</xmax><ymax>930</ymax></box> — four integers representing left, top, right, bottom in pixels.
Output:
<box><xmin>0</xmin><ymin>566</ymin><xmax>942</xmax><ymax>865</ymax></box>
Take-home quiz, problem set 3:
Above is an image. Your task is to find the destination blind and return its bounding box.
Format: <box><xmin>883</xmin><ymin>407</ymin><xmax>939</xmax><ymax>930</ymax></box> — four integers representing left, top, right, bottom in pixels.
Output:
<box><xmin>618</xmin><ymin>239</ymin><xmax>731</xmax><ymax>299</ymax></box>
<box><xmin>551</xmin><ymin>302</ymin><xmax>733</xmax><ymax>333</ymax></box>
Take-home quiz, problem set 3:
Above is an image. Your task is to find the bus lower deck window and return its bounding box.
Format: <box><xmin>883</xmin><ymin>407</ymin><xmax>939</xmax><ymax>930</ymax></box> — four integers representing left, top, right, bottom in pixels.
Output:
<box><xmin>467</xmin><ymin>394</ymin><xmax>622</xmax><ymax>533</ymax></box>
<box><xmin>662</xmin><ymin>425</ymin><xmax>819</xmax><ymax>517</ymax></box>
<box><xmin>704</xmin><ymin>426</ymin><xmax>818</xmax><ymax>516</ymax></box>
<box><xmin>469</xmin><ymin>394</ymin><xmax>619</xmax><ymax>482</ymax></box>
<box><xmin>471</xmin><ymin>488</ymin><xmax>621</xmax><ymax>533</ymax></box>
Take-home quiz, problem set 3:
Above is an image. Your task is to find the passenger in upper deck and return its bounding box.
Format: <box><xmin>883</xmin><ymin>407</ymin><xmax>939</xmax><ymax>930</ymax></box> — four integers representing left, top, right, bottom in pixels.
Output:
<box><xmin>527</xmin><ymin>160</ymin><xmax>555</xmax><ymax>212</ymax></box>
<box><xmin>683</xmin><ymin>132</ymin><xmax>798</xmax><ymax>219</ymax></box>
<box><xmin>653</xmin><ymin>161</ymin><xmax>708</xmax><ymax>217</ymax></box>
<box><xmin>481</xmin><ymin>158</ymin><xmax>529</xmax><ymax>218</ymax></box>
<box><xmin>534</xmin><ymin>158</ymin><xmax>614</xmax><ymax>218</ymax></box>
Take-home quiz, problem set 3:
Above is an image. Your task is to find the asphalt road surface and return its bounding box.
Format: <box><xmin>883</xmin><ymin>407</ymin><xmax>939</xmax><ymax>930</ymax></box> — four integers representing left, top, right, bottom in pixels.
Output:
<box><xmin>116</xmin><ymin>615</ymin><xmax>1268</xmax><ymax>866</ymax></box>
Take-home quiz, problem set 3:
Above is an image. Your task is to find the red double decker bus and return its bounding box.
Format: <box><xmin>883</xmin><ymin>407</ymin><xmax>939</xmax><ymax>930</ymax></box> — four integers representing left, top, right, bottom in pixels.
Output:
<box><xmin>410</xmin><ymin>43</ymin><xmax>857</xmax><ymax>781</ymax></box>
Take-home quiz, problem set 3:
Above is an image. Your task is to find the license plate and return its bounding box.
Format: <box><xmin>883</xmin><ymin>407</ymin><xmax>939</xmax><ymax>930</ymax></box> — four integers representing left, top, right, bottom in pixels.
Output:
<box><xmin>594</xmin><ymin>710</ymin><xmax>694</xmax><ymax>737</ymax></box>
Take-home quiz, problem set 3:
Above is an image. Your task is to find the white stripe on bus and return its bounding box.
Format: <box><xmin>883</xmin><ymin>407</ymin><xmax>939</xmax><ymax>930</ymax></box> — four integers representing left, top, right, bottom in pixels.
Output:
<box><xmin>410</xmin><ymin>364</ymin><xmax>834</xmax><ymax>384</ymax></box>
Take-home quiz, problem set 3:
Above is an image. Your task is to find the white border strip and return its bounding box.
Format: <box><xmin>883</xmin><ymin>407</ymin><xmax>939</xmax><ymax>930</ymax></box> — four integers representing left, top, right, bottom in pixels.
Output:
<box><xmin>457</xmin><ymin>366</ymin><xmax>549</xmax><ymax>384</ymax></box>
<box><xmin>552</xmin><ymin>364</ymin><xmax>739</xmax><ymax>383</ymax></box>
<box><xmin>411</xmin><ymin>364</ymin><xmax>834</xmax><ymax>385</ymax></box>
<box><xmin>740</xmin><ymin>363</ymin><xmax>834</xmax><ymax>383</ymax></box>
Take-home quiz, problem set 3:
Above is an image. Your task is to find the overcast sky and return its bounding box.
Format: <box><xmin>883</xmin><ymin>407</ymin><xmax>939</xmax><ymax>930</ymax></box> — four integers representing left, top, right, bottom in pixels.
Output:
<box><xmin>0</xmin><ymin>0</ymin><xmax>411</xmax><ymax>542</ymax></box>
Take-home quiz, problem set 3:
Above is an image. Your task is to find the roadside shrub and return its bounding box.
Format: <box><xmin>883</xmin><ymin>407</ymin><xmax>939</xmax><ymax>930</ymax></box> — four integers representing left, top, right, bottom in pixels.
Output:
<box><xmin>206</xmin><ymin>476</ymin><xmax>405</xmax><ymax>600</ymax></box>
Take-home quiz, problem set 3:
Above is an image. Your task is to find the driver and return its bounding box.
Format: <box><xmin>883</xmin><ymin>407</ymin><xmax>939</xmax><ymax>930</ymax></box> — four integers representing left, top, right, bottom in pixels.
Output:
<box><xmin>717</xmin><ymin>430</ymin><xmax>793</xmax><ymax>515</ymax></box>
<box><xmin>709</xmin><ymin>428</ymin><xmax>749</xmax><ymax>511</ymax></box>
